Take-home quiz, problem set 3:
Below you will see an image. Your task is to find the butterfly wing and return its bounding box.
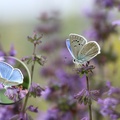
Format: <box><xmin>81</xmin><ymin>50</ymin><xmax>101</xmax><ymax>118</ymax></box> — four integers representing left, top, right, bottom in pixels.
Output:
<box><xmin>78</xmin><ymin>41</ymin><xmax>100</xmax><ymax>63</ymax></box>
<box><xmin>69</xmin><ymin>34</ymin><xmax>87</xmax><ymax>58</ymax></box>
<box><xmin>66</xmin><ymin>39</ymin><xmax>75</xmax><ymax>59</ymax></box>
<box><xmin>8</xmin><ymin>68</ymin><xmax>23</xmax><ymax>84</ymax></box>
<box><xmin>4</xmin><ymin>81</ymin><xmax>20</xmax><ymax>88</ymax></box>
<box><xmin>0</xmin><ymin>62</ymin><xmax>13</xmax><ymax>80</ymax></box>
<box><xmin>0</xmin><ymin>77</ymin><xmax>7</xmax><ymax>84</ymax></box>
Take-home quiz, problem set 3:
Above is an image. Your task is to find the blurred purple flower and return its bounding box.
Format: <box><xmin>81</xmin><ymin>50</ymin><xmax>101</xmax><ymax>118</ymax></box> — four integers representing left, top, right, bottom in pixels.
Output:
<box><xmin>5</xmin><ymin>87</ymin><xmax>28</xmax><ymax>102</ymax></box>
<box><xmin>112</xmin><ymin>20</ymin><xmax>120</xmax><ymax>26</ymax></box>
<box><xmin>98</xmin><ymin>82</ymin><xmax>120</xmax><ymax>119</ymax></box>
<box><xmin>61</xmin><ymin>111</ymin><xmax>74</xmax><ymax>120</ymax></box>
<box><xmin>96</xmin><ymin>0</ymin><xmax>120</xmax><ymax>9</ymax></box>
<box><xmin>0</xmin><ymin>106</ymin><xmax>14</xmax><ymax>120</ymax></box>
<box><xmin>0</xmin><ymin>84</ymin><xmax>4</xmax><ymax>89</ymax></box>
<box><xmin>4</xmin><ymin>88</ymin><xmax>18</xmax><ymax>102</ymax></box>
<box><xmin>96</xmin><ymin>0</ymin><xmax>114</xmax><ymax>8</ymax></box>
<box><xmin>29</xmin><ymin>83</ymin><xmax>44</xmax><ymax>97</ymax></box>
<box><xmin>37</xmin><ymin>11</ymin><xmax>61</xmax><ymax>34</ymax></box>
<box><xmin>84</xmin><ymin>9</ymin><xmax>117</xmax><ymax>41</ymax></box>
<box><xmin>44</xmin><ymin>109</ymin><xmax>59</xmax><ymax>120</ymax></box>
<box><xmin>9</xmin><ymin>45</ymin><xmax>17</xmax><ymax>56</ymax></box>
<box><xmin>40</xmin><ymin>38</ymin><xmax>64</xmax><ymax>53</ymax></box>
<box><xmin>81</xmin><ymin>117</ymin><xmax>89</xmax><ymax>120</ymax></box>
<box><xmin>0</xmin><ymin>51</ymin><xmax>5</xmax><ymax>56</ymax></box>
<box><xmin>41</xmin><ymin>87</ymin><xmax>51</xmax><ymax>99</ymax></box>
<box><xmin>27</xmin><ymin>105</ymin><xmax>38</xmax><ymax>113</ymax></box>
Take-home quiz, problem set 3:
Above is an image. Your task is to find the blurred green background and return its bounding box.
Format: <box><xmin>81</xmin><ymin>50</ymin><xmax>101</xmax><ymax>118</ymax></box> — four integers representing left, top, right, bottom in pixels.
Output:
<box><xmin>0</xmin><ymin>0</ymin><xmax>120</xmax><ymax>119</ymax></box>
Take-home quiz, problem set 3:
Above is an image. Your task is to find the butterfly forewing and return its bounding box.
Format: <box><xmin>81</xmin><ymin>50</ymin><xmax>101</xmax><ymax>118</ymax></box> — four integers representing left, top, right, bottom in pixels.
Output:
<box><xmin>8</xmin><ymin>69</ymin><xmax>23</xmax><ymax>84</ymax></box>
<box><xmin>66</xmin><ymin>39</ymin><xmax>75</xmax><ymax>59</ymax></box>
<box><xmin>69</xmin><ymin>34</ymin><xmax>87</xmax><ymax>58</ymax></box>
<box><xmin>78</xmin><ymin>41</ymin><xmax>100</xmax><ymax>62</ymax></box>
<box><xmin>0</xmin><ymin>62</ymin><xmax>13</xmax><ymax>80</ymax></box>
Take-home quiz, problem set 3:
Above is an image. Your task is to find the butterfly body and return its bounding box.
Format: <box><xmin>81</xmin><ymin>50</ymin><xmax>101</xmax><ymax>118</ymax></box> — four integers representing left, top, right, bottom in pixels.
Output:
<box><xmin>0</xmin><ymin>61</ymin><xmax>23</xmax><ymax>88</ymax></box>
<box><xmin>66</xmin><ymin>34</ymin><xmax>100</xmax><ymax>65</ymax></box>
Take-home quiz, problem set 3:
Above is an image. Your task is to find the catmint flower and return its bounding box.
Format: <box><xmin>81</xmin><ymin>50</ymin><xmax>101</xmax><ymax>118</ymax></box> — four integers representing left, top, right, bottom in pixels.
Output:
<box><xmin>10</xmin><ymin>112</ymin><xmax>33</xmax><ymax>120</ymax></box>
<box><xmin>5</xmin><ymin>87</ymin><xmax>28</xmax><ymax>102</ymax></box>
<box><xmin>27</xmin><ymin>32</ymin><xmax>43</xmax><ymax>45</ymax></box>
<box><xmin>74</xmin><ymin>89</ymin><xmax>100</xmax><ymax>105</ymax></box>
<box><xmin>96</xmin><ymin>0</ymin><xmax>120</xmax><ymax>9</ymax></box>
<box><xmin>41</xmin><ymin>87</ymin><xmax>51</xmax><ymax>99</ymax></box>
<box><xmin>22</xmin><ymin>55</ymin><xmax>46</xmax><ymax>66</ymax></box>
<box><xmin>27</xmin><ymin>105</ymin><xmax>38</xmax><ymax>113</ymax></box>
<box><xmin>112</xmin><ymin>20</ymin><xmax>120</xmax><ymax>26</ymax></box>
<box><xmin>81</xmin><ymin>117</ymin><xmax>89</xmax><ymax>120</ymax></box>
<box><xmin>9</xmin><ymin>45</ymin><xmax>17</xmax><ymax>56</ymax></box>
<box><xmin>29</xmin><ymin>83</ymin><xmax>44</xmax><ymax>98</ymax></box>
<box><xmin>74</xmin><ymin>62</ymin><xmax>95</xmax><ymax>77</ymax></box>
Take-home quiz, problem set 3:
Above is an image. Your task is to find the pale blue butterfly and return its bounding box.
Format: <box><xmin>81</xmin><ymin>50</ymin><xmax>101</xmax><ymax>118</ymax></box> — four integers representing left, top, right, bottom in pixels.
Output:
<box><xmin>0</xmin><ymin>61</ymin><xmax>23</xmax><ymax>88</ymax></box>
<box><xmin>66</xmin><ymin>33</ymin><xmax>100</xmax><ymax>65</ymax></box>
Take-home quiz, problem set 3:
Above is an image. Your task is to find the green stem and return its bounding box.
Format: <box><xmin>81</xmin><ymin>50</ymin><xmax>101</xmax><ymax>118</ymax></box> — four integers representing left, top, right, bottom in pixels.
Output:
<box><xmin>86</xmin><ymin>76</ymin><xmax>92</xmax><ymax>120</ymax></box>
<box><xmin>22</xmin><ymin>44</ymin><xmax>36</xmax><ymax>113</ymax></box>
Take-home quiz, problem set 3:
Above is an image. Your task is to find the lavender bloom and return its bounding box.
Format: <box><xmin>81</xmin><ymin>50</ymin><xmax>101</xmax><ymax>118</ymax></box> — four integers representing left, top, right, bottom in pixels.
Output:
<box><xmin>41</xmin><ymin>87</ymin><xmax>51</xmax><ymax>99</ymax></box>
<box><xmin>27</xmin><ymin>105</ymin><xmax>38</xmax><ymax>113</ymax></box>
<box><xmin>10</xmin><ymin>112</ymin><xmax>33</xmax><ymax>120</ymax></box>
<box><xmin>81</xmin><ymin>117</ymin><xmax>89</xmax><ymax>120</ymax></box>
<box><xmin>4</xmin><ymin>88</ymin><xmax>18</xmax><ymax>102</ymax></box>
<box><xmin>112</xmin><ymin>20</ymin><xmax>120</xmax><ymax>26</ymax></box>
<box><xmin>5</xmin><ymin>87</ymin><xmax>28</xmax><ymax>102</ymax></box>
<box><xmin>44</xmin><ymin>109</ymin><xmax>59</xmax><ymax>120</ymax></box>
<box><xmin>84</xmin><ymin>10</ymin><xmax>117</xmax><ymax>41</ymax></box>
<box><xmin>0</xmin><ymin>51</ymin><xmax>5</xmax><ymax>56</ymax></box>
<box><xmin>29</xmin><ymin>83</ymin><xmax>44</xmax><ymax>97</ymax></box>
<box><xmin>9</xmin><ymin>45</ymin><xmax>17</xmax><ymax>56</ymax></box>
<box><xmin>37</xmin><ymin>11</ymin><xmax>60</xmax><ymax>34</ymax></box>
<box><xmin>96</xmin><ymin>0</ymin><xmax>120</xmax><ymax>9</ymax></box>
<box><xmin>0</xmin><ymin>103</ymin><xmax>21</xmax><ymax>120</ymax></box>
<box><xmin>98</xmin><ymin>82</ymin><xmax>120</xmax><ymax>119</ymax></box>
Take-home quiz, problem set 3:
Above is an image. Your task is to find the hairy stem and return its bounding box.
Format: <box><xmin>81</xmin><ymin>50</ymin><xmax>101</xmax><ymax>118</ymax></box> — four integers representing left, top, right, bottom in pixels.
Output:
<box><xmin>86</xmin><ymin>76</ymin><xmax>92</xmax><ymax>120</ymax></box>
<box><xmin>22</xmin><ymin>44</ymin><xmax>36</xmax><ymax>113</ymax></box>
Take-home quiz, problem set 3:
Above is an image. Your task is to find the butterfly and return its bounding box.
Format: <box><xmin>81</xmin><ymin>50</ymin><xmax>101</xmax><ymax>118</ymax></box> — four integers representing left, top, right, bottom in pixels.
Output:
<box><xmin>0</xmin><ymin>61</ymin><xmax>23</xmax><ymax>88</ymax></box>
<box><xmin>66</xmin><ymin>33</ymin><xmax>100</xmax><ymax>65</ymax></box>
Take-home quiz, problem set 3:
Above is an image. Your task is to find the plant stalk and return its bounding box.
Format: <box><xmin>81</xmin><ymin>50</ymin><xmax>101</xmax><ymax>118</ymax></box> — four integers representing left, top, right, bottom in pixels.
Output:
<box><xmin>22</xmin><ymin>44</ymin><xmax>36</xmax><ymax>113</ymax></box>
<box><xmin>86</xmin><ymin>76</ymin><xmax>92</xmax><ymax>120</ymax></box>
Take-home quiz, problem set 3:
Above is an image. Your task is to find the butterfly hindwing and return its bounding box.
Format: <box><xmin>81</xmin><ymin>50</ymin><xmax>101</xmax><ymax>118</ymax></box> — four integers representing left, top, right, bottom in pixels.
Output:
<box><xmin>78</xmin><ymin>41</ymin><xmax>100</xmax><ymax>62</ymax></box>
<box><xmin>4</xmin><ymin>81</ymin><xmax>20</xmax><ymax>87</ymax></box>
<box><xmin>0</xmin><ymin>62</ymin><xmax>13</xmax><ymax>80</ymax></box>
<box><xmin>0</xmin><ymin>61</ymin><xmax>23</xmax><ymax>88</ymax></box>
<box><xmin>69</xmin><ymin>34</ymin><xmax>87</xmax><ymax>58</ymax></box>
<box><xmin>9</xmin><ymin>69</ymin><xmax>23</xmax><ymax>83</ymax></box>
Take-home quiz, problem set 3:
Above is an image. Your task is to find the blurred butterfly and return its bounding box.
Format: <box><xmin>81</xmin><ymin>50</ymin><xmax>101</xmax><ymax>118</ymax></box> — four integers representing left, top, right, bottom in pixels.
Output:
<box><xmin>66</xmin><ymin>33</ymin><xmax>100</xmax><ymax>65</ymax></box>
<box><xmin>0</xmin><ymin>61</ymin><xmax>23</xmax><ymax>88</ymax></box>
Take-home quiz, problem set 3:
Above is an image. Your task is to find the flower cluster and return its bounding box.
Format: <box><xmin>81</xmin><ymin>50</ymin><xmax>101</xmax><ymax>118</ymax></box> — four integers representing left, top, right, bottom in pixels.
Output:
<box><xmin>98</xmin><ymin>82</ymin><xmax>120</xmax><ymax>120</ymax></box>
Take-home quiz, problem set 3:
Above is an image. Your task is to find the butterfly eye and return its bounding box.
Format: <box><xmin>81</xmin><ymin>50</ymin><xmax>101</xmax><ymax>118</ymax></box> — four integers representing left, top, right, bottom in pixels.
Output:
<box><xmin>73</xmin><ymin>59</ymin><xmax>76</xmax><ymax>62</ymax></box>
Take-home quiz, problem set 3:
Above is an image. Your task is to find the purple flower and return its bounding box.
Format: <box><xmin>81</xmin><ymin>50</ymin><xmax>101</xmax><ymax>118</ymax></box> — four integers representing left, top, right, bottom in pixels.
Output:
<box><xmin>81</xmin><ymin>117</ymin><xmax>89</xmax><ymax>120</ymax></box>
<box><xmin>9</xmin><ymin>45</ymin><xmax>17</xmax><ymax>56</ymax></box>
<box><xmin>29</xmin><ymin>83</ymin><xmax>44</xmax><ymax>97</ymax></box>
<box><xmin>44</xmin><ymin>109</ymin><xmax>59</xmax><ymax>120</ymax></box>
<box><xmin>5</xmin><ymin>87</ymin><xmax>28</xmax><ymax>102</ymax></box>
<box><xmin>0</xmin><ymin>51</ymin><xmax>5</xmax><ymax>56</ymax></box>
<box><xmin>96</xmin><ymin>0</ymin><xmax>114</xmax><ymax>8</ymax></box>
<box><xmin>112</xmin><ymin>20</ymin><xmax>120</xmax><ymax>26</ymax></box>
<box><xmin>27</xmin><ymin>105</ymin><xmax>38</xmax><ymax>113</ymax></box>
<box><xmin>41</xmin><ymin>87</ymin><xmax>51</xmax><ymax>99</ymax></box>
<box><xmin>4</xmin><ymin>88</ymin><xmax>18</xmax><ymax>102</ymax></box>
